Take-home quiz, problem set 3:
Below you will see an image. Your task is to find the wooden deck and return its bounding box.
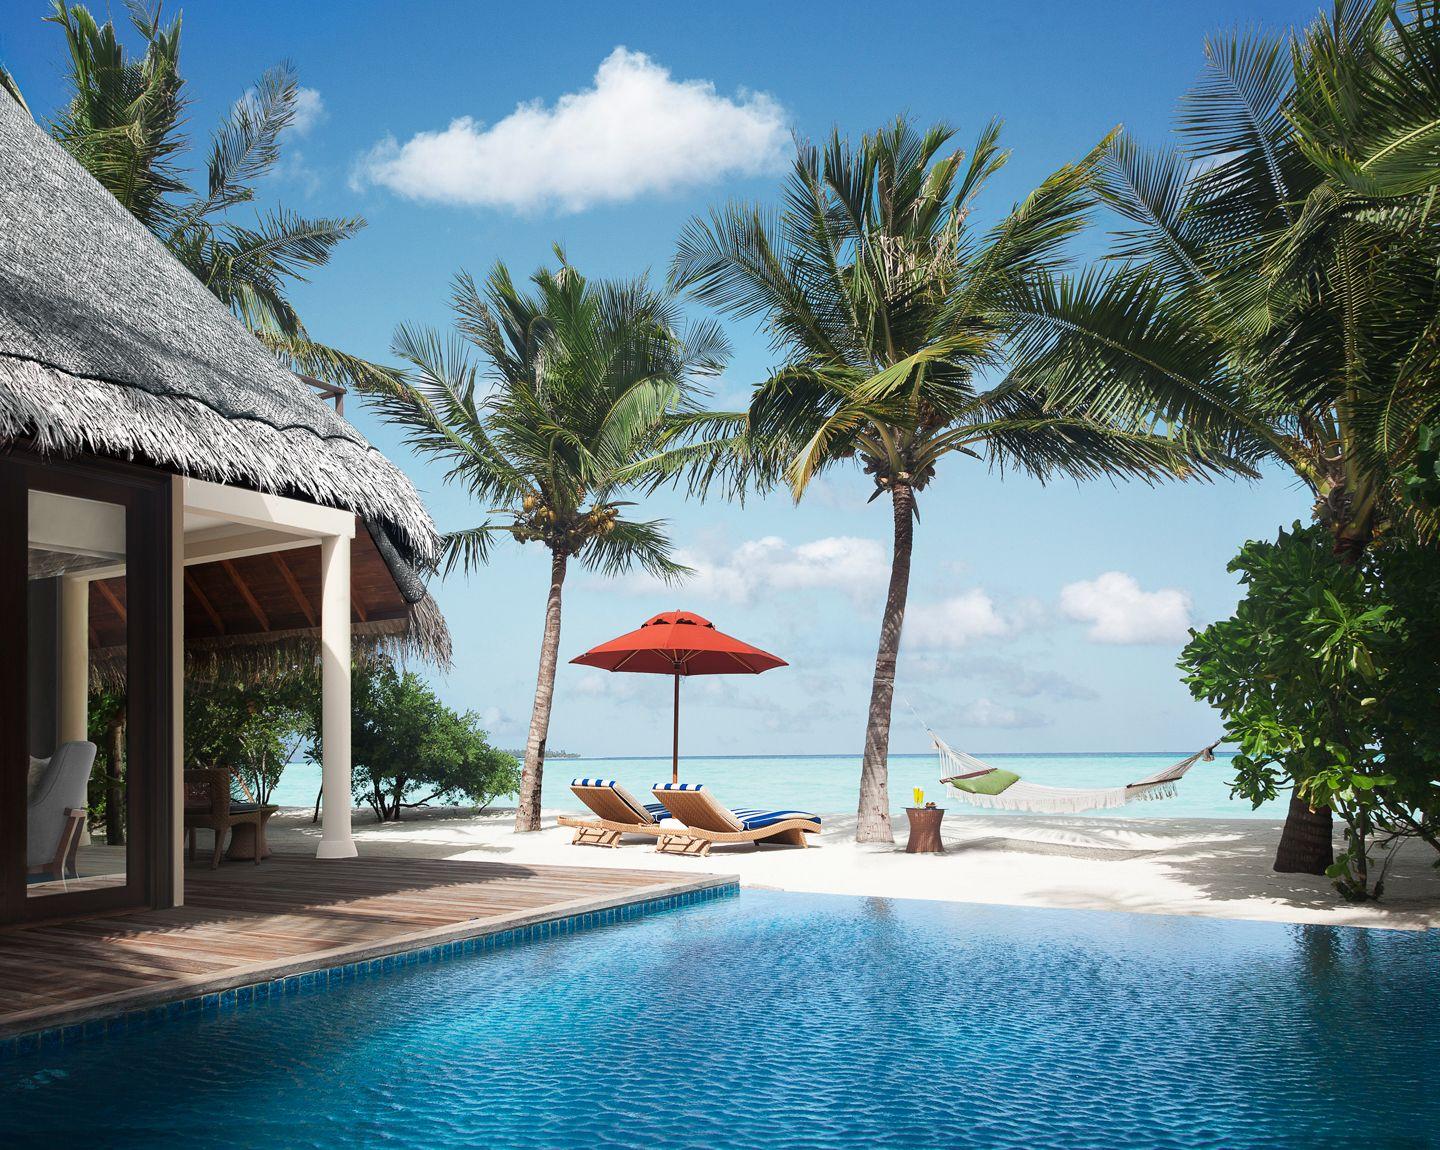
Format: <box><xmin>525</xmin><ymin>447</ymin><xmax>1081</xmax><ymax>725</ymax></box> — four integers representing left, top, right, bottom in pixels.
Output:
<box><xmin>0</xmin><ymin>853</ymin><xmax>733</xmax><ymax>1039</ymax></box>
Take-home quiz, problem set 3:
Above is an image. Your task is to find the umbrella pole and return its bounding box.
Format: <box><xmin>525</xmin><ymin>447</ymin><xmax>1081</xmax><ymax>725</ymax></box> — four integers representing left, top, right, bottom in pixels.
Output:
<box><xmin>671</xmin><ymin>672</ymin><xmax>680</xmax><ymax>785</ymax></box>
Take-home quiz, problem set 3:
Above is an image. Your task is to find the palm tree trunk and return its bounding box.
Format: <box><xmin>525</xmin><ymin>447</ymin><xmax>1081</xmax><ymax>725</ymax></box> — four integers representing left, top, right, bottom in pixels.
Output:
<box><xmin>1274</xmin><ymin>789</ymin><xmax>1334</xmax><ymax>874</ymax></box>
<box><xmin>857</xmin><ymin>483</ymin><xmax>915</xmax><ymax>844</ymax></box>
<box><xmin>516</xmin><ymin>549</ymin><xmax>567</xmax><ymax>832</ymax></box>
<box><xmin>1271</xmin><ymin>486</ymin><xmax>1358</xmax><ymax>875</ymax></box>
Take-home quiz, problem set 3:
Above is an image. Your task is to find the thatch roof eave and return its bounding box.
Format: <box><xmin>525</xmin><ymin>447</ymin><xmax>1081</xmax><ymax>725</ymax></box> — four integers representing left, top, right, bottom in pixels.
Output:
<box><xmin>91</xmin><ymin>592</ymin><xmax>452</xmax><ymax>689</ymax></box>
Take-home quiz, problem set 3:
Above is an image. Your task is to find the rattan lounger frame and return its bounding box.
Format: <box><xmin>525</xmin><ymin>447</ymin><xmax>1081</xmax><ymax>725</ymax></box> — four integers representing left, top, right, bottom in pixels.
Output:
<box><xmin>650</xmin><ymin>787</ymin><xmax>820</xmax><ymax>857</ymax></box>
<box><xmin>558</xmin><ymin>782</ymin><xmax>667</xmax><ymax>848</ymax></box>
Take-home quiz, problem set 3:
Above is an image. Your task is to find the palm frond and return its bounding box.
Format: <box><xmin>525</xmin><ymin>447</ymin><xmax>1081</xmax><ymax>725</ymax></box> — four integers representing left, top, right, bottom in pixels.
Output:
<box><xmin>438</xmin><ymin>524</ymin><xmax>507</xmax><ymax>577</ymax></box>
<box><xmin>1097</xmin><ymin>134</ymin><xmax>1213</xmax><ymax>291</ymax></box>
<box><xmin>1180</xmin><ymin>24</ymin><xmax>1307</xmax><ymax>246</ymax></box>
<box><xmin>670</xmin><ymin>115</ymin><xmax>1260</xmax><ymax>512</ymax></box>
<box><xmin>257</xmin><ymin>331</ymin><xmax>405</xmax><ymax>394</ymax></box>
<box><xmin>580</xmin><ymin>518</ymin><xmax>691</xmax><ymax>582</ymax></box>
<box><xmin>220</xmin><ymin>209</ymin><xmax>365</xmax><ymax>280</ymax></box>
<box><xmin>375</xmin><ymin>257</ymin><xmax>722</xmax><ymax>571</ymax></box>
<box><xmin>45</xmin><ymin>0</ymin><xmax>189</xmax><ymax>231</ymax></box>
<box><xmin>178</xmin><ymin>61</ymin><xmax>298</xmax><ymax>227</ymax></box>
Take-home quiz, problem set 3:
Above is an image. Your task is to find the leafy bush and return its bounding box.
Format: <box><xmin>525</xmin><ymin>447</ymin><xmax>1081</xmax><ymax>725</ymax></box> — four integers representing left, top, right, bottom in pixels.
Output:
<box><xmin>336</xmin><ymin>657</ymin><xmax>520</xmax><ymax>821</ymax></box>
<box><xmin>1403</xmin><ymin>424</ymin><xmax>1440</xmax><ymax>511</ymax></box>
<box><xmin>1180</xmin><ymin>524</ymin><xmax>1440</xmax><ymax>899</ymax></box>
<box><xmin>185</xmin><ymin>671</ymin><xmax>316</xmax><ymax>806</ymax></box>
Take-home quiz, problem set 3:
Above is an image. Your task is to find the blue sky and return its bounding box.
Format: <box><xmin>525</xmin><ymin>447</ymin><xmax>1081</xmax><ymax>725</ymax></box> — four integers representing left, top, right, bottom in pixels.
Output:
<box><xmin>4</xmin><ymin>1</ymin><xmax>1320</xmax><ymax>756</ymax></box>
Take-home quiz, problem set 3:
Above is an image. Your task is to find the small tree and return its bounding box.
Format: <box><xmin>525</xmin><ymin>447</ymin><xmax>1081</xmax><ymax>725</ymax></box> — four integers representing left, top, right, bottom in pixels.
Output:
<box><xmin>185</xmin><ymin>671</ymin><xmax>315</xmax><ymax>806</ymax></box>
<box><xmin>1180</xmin><ymin>524</ymin><xmax>1440</xmax><ymax>900</ymax></box>
<box><xmin>338</xmin><ymin>657</ymin><xmax>520</xmax><ymax>822</ymax></box>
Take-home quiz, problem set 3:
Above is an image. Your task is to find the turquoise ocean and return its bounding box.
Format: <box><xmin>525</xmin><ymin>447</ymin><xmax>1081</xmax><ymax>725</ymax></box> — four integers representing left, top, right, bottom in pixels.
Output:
<box><xmin>270</xmin><ymin>750</ymin><xmax>1281</xmax><ymax>820</ymax></box>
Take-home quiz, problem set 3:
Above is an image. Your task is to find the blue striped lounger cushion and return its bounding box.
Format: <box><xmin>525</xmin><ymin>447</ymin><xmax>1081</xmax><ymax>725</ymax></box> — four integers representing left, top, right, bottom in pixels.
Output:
<box><xmin>572</xmin><ymin>779</ymin><xmax>665</xmax><ymax>824</ymax></box>
<box><xmin>729</xmin><ymin>808</ymin><xmax>823</xmax><ymax>831</ymax></box>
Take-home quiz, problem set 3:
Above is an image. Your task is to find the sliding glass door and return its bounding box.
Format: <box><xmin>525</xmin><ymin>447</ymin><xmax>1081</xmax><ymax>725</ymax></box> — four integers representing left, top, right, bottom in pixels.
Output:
<box><xmin>0</xmin><ymin>455</ymin><xmax>172</xmax><ymax>923</ymax></box>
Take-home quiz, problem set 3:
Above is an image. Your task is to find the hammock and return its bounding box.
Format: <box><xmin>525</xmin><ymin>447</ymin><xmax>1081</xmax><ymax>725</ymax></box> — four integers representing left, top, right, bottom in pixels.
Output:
<box><xmin>935</xmin><ymin>734</ymin><xmax>1221</xmax><ymax>815</ymax></box>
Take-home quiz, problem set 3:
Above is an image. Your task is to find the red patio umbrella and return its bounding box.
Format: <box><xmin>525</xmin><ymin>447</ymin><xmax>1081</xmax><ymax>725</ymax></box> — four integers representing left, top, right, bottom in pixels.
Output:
<box><xmin>570</xmin><ymin>610</ymin><xmax>787</xmax><ymax>783</ymax></box>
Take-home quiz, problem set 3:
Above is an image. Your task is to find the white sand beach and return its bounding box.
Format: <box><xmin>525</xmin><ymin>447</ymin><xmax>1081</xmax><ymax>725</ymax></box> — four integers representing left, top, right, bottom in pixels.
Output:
<box><xmin>266</xmin><ymin>806</ymin><xmax>1440</xmax><ymax>932</ymax></box>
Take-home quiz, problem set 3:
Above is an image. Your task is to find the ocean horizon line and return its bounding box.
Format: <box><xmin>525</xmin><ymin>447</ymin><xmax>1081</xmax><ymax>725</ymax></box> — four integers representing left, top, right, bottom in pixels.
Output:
<box><xmin>566</xmin><ymin>750</ymin><xmax>1230</xmax><ymax>761</ymax></box>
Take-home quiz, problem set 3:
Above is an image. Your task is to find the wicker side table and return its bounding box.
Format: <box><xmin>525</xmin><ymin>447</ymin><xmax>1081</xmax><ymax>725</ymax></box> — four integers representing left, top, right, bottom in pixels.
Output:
<box><xmin>904</xmin><ymin>806</ymin><xmax>946</xmax><ymax>854</ymax></box>
<box><xmin>225</xmin><ymin>806</ymin><xmax>277</xmax><ymax>860</ymax></box>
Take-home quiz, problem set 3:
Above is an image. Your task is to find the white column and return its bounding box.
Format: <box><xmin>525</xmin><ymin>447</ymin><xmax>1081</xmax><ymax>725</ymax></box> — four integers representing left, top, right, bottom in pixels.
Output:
<box><xmin>58</xmin><ymin>575</ymin><xmax>91</xmax><ymax>848</ymax></box>
<box><xmin>58</xmin><ymin>575</ymin><xmax>89</xmax><ymax>744</ymax></box>
<box><xmin>316</xmin><ymin>532</ymin><xmax>356</xmax><ymax>859</ymax></box>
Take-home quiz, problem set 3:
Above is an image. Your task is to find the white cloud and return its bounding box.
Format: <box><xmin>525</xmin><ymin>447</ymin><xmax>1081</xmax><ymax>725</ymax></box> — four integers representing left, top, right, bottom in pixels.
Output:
<box><xmin>237</xmin><ymin>84</ymin><xmax>326</xmax><ymax>138</ymax></box>
<box><xmin>906</xmin><ymin>590</ymin><xmax>1009</xmax><ymax>650</ymax></box>
<box><xmin>476</xmin><ymin>704</ymin><xmax>521</xmax><ymax>736</ymax></box>
<box><xmin>619</xmin><ymin>534</ymin><xmax>889</xmax><ymax>606</ymax></box>
<box><xmin>803</xmin><ymin>476</ymin><xmax>871</xmax><ymax>511</ymax></box>
<box><xmin>267</xmin><ymin>150</ymin><xmax>322</xmax><ymax>195</ymax></box>
<box><xmin>354</xmin><ymin>47</ymin><xmax>788</xmax><ymax>212</ymax></box>
<box><xmin>570</xmin><ymin>674</ymin><xmax>642</xmax><ymax>701</ymax></box>
<box><xmin>1059</xmin><ymin>571</ymin><xmax>1193</xmax><ymax>645</ymax></box>
<box><xmin>690</xmin><ymin>676</ymin><xmax>827</xmax><ymax>733</ymax></box>
<box><xmin>903</xmin><ymin>653</ymin><xmax>1098</xmax><ymax>701</ymax></box>
<box><xmin>289</xmin><ymin>87</ymin><xmax>326</xmax><ymax>136</ymax></box>
<box><xmin>956</xmin><ymin>697</ymin><xmax>1049</xmax><ymax>729</ymax></box>
<box><xmin>233</xmin><ymin>85</ymin><xmax>325</xmax><ymax>193</ymax></box>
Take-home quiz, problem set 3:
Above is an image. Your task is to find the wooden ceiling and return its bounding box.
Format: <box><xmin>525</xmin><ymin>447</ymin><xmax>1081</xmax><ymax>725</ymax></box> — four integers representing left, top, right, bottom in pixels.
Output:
<box><xmin>87</xmin><ymin>528</ymin><xmax>410</xmax><ymax>649</ymax></box>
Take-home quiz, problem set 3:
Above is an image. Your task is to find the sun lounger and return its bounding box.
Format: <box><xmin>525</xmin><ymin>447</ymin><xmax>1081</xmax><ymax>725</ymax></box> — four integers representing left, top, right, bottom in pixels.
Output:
<box><xmin>557</xmin><ymin>778</ymin><xmax>674</xmax><ymax>848</ymax></box>
<box><xmin>650</xmin><ymin>782</ymin><xmax>822</xmax><ymax>857</ymax></box>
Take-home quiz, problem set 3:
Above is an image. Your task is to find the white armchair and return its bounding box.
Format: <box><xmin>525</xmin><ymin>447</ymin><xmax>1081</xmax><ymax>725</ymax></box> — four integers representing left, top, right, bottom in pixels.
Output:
<box><xmin>26</xmin><ymin>740</ymin><xmax>96</xmax><ymax>882</ymax></box>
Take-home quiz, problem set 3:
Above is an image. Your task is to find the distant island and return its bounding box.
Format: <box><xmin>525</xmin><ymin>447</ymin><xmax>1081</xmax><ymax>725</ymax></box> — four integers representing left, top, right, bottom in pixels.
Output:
<box><xmin>503</xmin><ymin>749</ymin><xmax>580</xmax><ymax>760</ymax></box>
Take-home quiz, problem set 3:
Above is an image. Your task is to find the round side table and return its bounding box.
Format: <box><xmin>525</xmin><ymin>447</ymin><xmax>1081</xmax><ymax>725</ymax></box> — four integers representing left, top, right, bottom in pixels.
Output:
<box><xmin>225</xmin><ymin>808</ymin><xmax>277</xmax><ymax>860</ymax></box>
<box><xmin>904</xmin><ymin>806</ymin><xmax>946</xmax><ymax>854</ymax></box>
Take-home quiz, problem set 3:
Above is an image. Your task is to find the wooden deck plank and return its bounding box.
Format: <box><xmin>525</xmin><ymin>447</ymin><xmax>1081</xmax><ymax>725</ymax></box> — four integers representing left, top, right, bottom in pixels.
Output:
<box><xmin>0</xmin><ymin>853</ymin><xmax>733</xmax><ymax>1039</ymax></box>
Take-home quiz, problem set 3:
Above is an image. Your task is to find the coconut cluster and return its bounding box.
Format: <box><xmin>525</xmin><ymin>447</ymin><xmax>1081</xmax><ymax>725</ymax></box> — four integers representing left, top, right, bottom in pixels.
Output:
<box><xmin>511</xmin><ymin>495</ymin><xmax>619</xmax><ymax>553</ymax></box>
<box><xmin>862</xmin><ymin>455</ymin><xmax>937</xmax><ymax>492</ymax></box>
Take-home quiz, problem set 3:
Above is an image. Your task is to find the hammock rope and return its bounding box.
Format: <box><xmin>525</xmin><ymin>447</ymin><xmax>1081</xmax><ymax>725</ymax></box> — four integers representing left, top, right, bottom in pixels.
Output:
<box><xmin>932</xmin><ymin>733</ymin><xmax>1222</xmax><ymax>815</ymax></box>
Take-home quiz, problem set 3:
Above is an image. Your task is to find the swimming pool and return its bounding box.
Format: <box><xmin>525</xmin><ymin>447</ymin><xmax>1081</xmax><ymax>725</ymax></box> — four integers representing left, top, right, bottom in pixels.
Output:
<box><xmin>1</xmin><ymin>892</ymin><xmax>1434</xmax><ymax>1148</ymax></box>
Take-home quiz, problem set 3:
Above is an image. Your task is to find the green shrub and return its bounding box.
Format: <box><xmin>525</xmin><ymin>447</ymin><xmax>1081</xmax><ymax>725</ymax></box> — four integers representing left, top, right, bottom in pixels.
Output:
<box><xmin>336</xmin><ymin>657</ymin><xmax>520</xmax><ymax>821</ymax></box>
<box><xmin>1180</xmin><ymin>524</ymin><xmax>1440</xmax><ymax>900</ymax></box>
<box><xmin>185</xmin><ymin>671</ymin><xmax>315</xmax><ymax>806</ymax></box>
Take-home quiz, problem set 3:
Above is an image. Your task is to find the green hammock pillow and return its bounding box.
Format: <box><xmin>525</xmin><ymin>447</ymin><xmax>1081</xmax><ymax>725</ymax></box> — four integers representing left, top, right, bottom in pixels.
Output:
<box><xmin>947</xmin><ymin>769</ymin><xmax>1020</xmax><ymax>796</ymax></box>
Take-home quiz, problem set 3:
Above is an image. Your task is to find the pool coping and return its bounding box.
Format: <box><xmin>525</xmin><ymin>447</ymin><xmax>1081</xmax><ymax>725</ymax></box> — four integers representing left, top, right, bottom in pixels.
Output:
<box><xmin>0</xmin><ymin>873</ymin><xmax>739</xmax><ymax>1059</ymax></box>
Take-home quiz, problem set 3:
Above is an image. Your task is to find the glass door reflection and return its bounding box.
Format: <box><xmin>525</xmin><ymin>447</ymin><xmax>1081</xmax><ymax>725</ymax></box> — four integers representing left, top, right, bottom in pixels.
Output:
<box><xmin>26</xmin><ymin>489</ymin><xmax>129</xmax><ymax>898</ymax></box>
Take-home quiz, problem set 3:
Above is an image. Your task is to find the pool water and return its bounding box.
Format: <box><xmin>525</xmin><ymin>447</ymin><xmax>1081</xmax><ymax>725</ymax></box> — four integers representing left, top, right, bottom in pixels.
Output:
<box><xmin>2</xmin><ymin>892</ymin><xmax>1434</xmax><ymax>1148</ymax></box>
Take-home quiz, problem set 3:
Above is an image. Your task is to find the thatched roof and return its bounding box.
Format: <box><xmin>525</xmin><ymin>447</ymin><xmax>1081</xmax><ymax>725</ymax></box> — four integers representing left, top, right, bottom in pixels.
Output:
<box><xmin>0</xmin><ymin>93</ymin><xmax>439</xmax><ymax>574</ymax></box>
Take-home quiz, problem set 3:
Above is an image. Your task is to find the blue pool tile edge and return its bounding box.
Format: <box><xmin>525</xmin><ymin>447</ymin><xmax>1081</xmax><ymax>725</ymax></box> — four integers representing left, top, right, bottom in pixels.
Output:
<box><xmin>0</xmin><ymin>880</ymin><xmax>739</xmax><ymax>1062</ymax></box>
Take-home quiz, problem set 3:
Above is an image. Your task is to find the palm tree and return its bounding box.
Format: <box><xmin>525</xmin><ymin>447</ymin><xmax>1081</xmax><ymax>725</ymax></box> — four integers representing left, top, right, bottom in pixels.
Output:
<box><xmin>670</xmin><ymin>119</ymin><xmax>1228</xmax><ymax>843</ymax></box>
<box><xmin>363</xmin><ymin>256</ymin><xmax>730</xmax><ymax>830</ymax></box>
<box><xmin>1005</xmin><ymin>1</ymin><xmax>1440</xmax><ymax>872</ymax></box>
<box><xmin>33</xmin><ymin>1</ymin><xmax>391</xmax><ymax>392</ymax></box>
